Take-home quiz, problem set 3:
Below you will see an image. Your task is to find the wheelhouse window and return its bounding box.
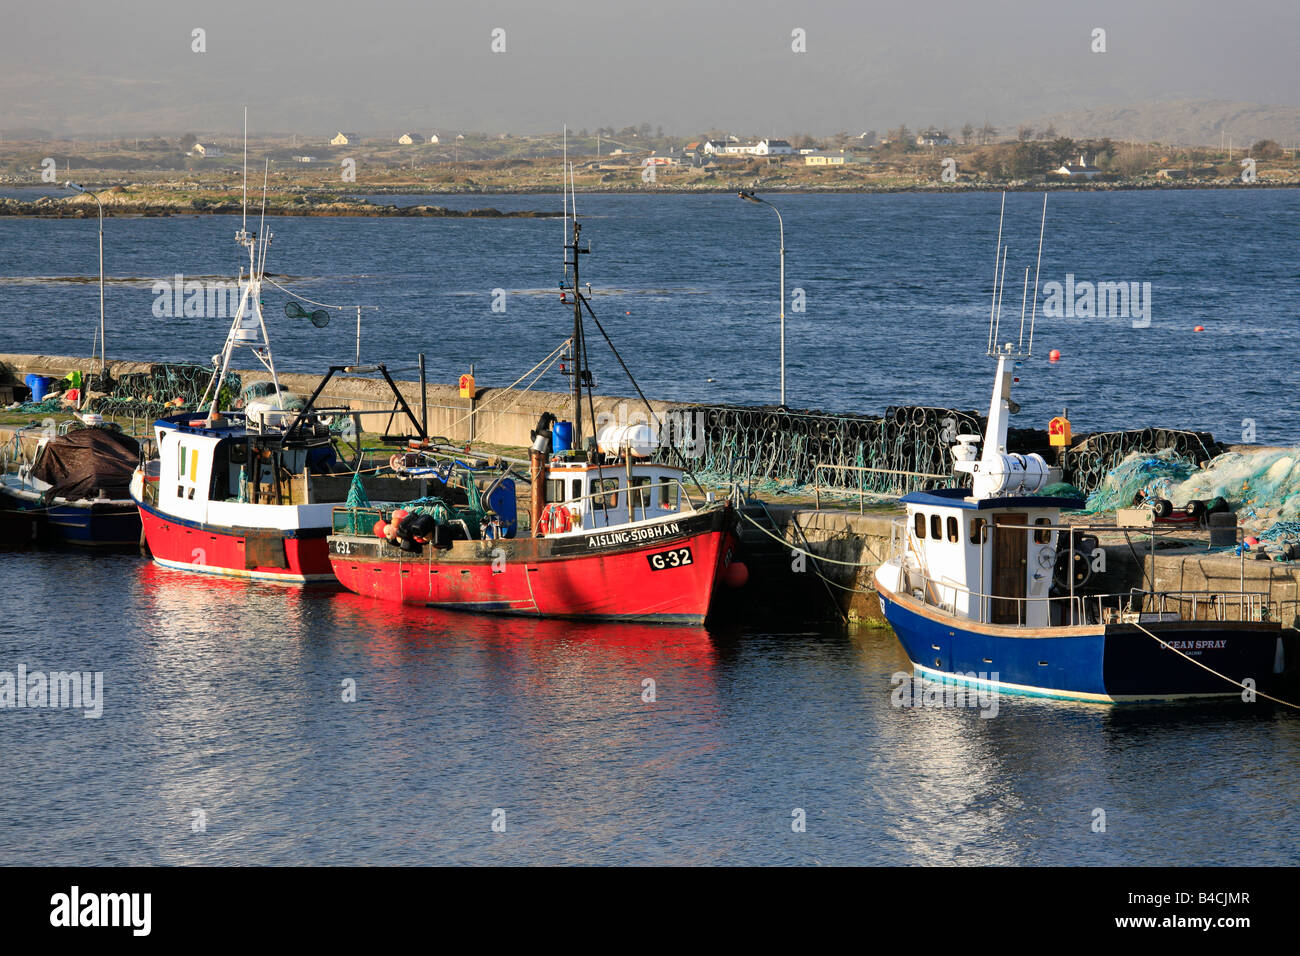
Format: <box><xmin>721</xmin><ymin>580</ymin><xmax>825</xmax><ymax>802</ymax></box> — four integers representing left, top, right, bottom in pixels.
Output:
<box><xmin>546</xmin><ymin>479</ymin><xmax>566</xmax><ymax>503</ymax></box>
<box><xmin>1033</xmin><ymin>517</ymin><xmax>1053</xmax><ymax>544</ymax></box>
<box><xmin>592</xmin><ymin>478</ymin><xmax>619</xmax><ymax>510</ymax></box>
<box><xmin>658</xmin><ymin>481</ymin><xmax>679</xmax><ymax>511</ymax></box>
<box><xmin>629</xmin><ymin>476</ymin><xmax>652</xmax><ymax>513</ymax></box>
<box><xmin>970</xmin><ymin>517</ymin><xmax>987</xmax><ymax>543</ymax></box>
<box><xmin>947</xmin><ymin>516</ymin><xmax>959</xmax><ymax>543</ymax></box>
<box><xmin>930</xmin><ymin>514</ymin><xmax>942</xmax><ymax>541</ymax></box>
<box><xmin>571</xmin><ymin>478</ymin><xmax>583</xmax><ymax>502</ymax></box>
<box><xmin>914</xmin><ymin>513</ymin><xmax>926</xmax><ymax>539</ymax></box>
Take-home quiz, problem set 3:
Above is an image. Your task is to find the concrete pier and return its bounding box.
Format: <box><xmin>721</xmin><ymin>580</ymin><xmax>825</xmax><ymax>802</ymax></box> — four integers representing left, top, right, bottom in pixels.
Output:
<box><xmin>1</xmin><ymin>351</ymin><xmax>672</xmax><ymax>448</ymax></box>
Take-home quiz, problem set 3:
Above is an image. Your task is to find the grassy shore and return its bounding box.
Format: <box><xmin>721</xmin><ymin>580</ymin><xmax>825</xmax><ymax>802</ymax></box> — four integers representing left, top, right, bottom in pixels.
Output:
<box><xmin>3</xmin><ymin>137</ymin><xmax>1297</xmax><ymax>215</ymax></box>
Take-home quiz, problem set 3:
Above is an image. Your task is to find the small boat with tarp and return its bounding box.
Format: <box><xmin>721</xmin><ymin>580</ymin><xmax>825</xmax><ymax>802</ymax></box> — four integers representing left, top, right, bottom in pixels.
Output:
<box><xmin>0</xmin><ymin>420</ymin><xmax>142</xmax><ymax>547</ymax></box>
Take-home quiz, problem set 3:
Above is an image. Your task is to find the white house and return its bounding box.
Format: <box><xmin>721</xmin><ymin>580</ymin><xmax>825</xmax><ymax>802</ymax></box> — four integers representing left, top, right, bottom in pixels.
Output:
<box><xmin>1054</xmin><ymin>154</ymin><xmax>1100</xmax><ymax>180</ymax></box>
<box><xmin>755</xmin><ymin>139</ymin><xmax>794</xmax><ymax>155</ymax></box>
<box><xmin>915</xmin><ymin>129</ymin><xmax>954</xmax><ymax>147</ymax></box>
<box><xmin>803</xmin><ymin>150</ymin><xmax>863</xmax><ymax>166</ymax></box>
<box><xmin>190</xmin><ymin>143</ymin><xmax>224</xmax><ymax>158</ymax></box>
<box><xmin>331</xmin><ymin>132</ymin><xmax>361</xmax><ymax>146</ymax></box>
<box><xmin>429</xmin><ymin>134</ymin><xmax>440</xmax><ymax>144</ymax></box>
<box><xmin>398</xmin><ymin>133</ymin><xmax>416</xmax><ymax>145</ymax></box>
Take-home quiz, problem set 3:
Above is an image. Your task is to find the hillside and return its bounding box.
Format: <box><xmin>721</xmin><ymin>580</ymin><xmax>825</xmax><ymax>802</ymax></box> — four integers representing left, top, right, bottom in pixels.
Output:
<box><xmin>1022</xmin><ymin>99</ymin><xmax>1300</xmax><ymax>147</ymax></box>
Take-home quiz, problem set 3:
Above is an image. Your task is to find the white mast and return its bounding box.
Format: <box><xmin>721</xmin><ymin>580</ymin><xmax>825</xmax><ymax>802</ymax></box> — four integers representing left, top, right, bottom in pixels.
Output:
<box><xmin>201</xmin><ymin>115</ymin><xmax>281</xmax><ymax>424</ymax></box>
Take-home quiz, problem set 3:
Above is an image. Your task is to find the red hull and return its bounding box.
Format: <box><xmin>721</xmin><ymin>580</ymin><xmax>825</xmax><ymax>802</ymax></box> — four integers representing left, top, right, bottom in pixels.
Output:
<box><xmin>329</xmin><ymin>508</ymin><xmax>737</xmax><ymax>623</ymax></box>
<box><xmin>135</xmin><ymin>498</ymin><xmax>334</xmax><ymax>583</ymax></box>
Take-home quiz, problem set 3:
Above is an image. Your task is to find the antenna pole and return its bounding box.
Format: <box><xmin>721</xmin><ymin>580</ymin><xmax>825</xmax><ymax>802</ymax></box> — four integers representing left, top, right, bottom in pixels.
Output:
<box><xmin>1018</xmin><ymin>267</ymin><xmax>1029</xmax><ymax>352</ymax></box>
<box><xmin>993</xmin><ymin>244</ymin><xmax>1008</xmax><ymax>351</ymax></box>
<box><xmin>242</xmin><ymin>106</ymin><xmax>248</xmax><ymax>233</ymax></box>
<box><xmin>1028</xmin><ymin>193</ymin><xmax>1047</xmax><ymax>356</ymax></box>
<box><xmin>570</xmin><ymin>220</ymin><xmax>584</xmax><ymax>450</ymax></box>
<box><xmin>563</xmin><ymin>125</ymin><xmax>568</xmax><ymax>260</ymax></box>
<box><xmin>988</xmin><ymin>191</ymin><xmax>1005</xmax><ymax>355</ymax></box>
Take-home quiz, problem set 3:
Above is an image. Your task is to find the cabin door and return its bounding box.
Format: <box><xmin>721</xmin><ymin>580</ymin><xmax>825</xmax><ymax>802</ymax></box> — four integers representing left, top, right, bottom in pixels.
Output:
<box><xmin>991</xmin><ymin>513</ymin><xmax>1027</xmax><ymax>625</ymax></box>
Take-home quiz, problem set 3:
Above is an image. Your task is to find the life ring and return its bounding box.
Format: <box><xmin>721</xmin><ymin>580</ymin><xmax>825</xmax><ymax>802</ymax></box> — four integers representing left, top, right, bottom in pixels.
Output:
<box><xmin>390</xmin><ymin>453</ymin><xmax>406</xmax><ymax>474</ymax></box>
<box><xmin>540</xmin><ymin>503</ymin><xmax>572</xmax><ymax>535</ymax></box>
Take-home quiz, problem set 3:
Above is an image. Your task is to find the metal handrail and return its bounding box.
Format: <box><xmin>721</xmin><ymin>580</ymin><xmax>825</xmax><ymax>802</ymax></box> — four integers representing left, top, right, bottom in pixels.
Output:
<box><xmin>812</xmin><ymin>461</ymin><xmax>951</xmax><ymax>512</ymax></box>
<box><xmin>894</xmin><ymin>557</ymin><xmax>1280</xmax><ymax>627</ymax></box>
<box><xmin>540</xmin><ymin>476</ymin><xmax>698</xmax><ymax>530</ymax></box>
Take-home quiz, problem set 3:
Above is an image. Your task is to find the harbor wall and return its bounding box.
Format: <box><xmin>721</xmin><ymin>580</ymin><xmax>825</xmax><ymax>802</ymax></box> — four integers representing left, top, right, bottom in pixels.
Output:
<box><xmin>0</xmin><ymin>352</ymin><xmax>674</xmax><ymax>447</ymax></box>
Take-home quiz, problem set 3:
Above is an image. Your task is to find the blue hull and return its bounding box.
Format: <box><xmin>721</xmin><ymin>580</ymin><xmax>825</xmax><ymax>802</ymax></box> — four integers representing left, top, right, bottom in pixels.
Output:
<box><xmin>0</xmin><ymin>489</ymin><xmax>141</xmax><ymax>548</ymax></box>
<box><xmin>879</xmin><ymin>587</ymin><xmax>1284</xmax><ymax>702</ymax></box>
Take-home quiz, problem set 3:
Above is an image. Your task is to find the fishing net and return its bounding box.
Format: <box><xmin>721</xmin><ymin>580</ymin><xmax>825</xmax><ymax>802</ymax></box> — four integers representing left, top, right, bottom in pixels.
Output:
<box><xmin>1039</xmin><ymin>481</ymin><xmax>1084</xmax><ymax>499</ymax></box>
<box><xmin>1175</xmin><ymin>448</ymin><xmax>1300</xmax><ymax>522</ymax></box>
<box><xmin>1083</xmin><ymin>450</ymin><xmax>1197</xmax><ymax>514</ymax></box>
<box><xmin>78</xmin><ymin>363</ymin><xmax>239</xmax><ymax>421</ymax></box>
<box><xmin>345</xmin><ymin>471</ymin><xmax>371</xmax><ymax>509</ymax></box>
<box><xmin>242</xmin><ymin>381</ymin><xmax>283</xmax><ymax>402</ymax></box>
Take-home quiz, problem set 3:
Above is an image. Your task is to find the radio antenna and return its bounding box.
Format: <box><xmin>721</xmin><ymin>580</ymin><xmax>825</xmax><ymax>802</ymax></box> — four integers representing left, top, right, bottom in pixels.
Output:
<box><xmin>242</xmin><ymin>106</ymin><xmax>248</xmax><ymax>232</ymax></box>
<box><xmin>1028</xmin><ymin>193</ymin><xmax>1047</xmax><ymax>356</ymax></box>
<box><xmin>987</xmin><ymin>191</ymin><xmax>1005</xmax><ymax>355</ymax></box>
<box><xmin>993</xmin><ymin>244</ymin><xmax>1008</xmax><ymax>351</ymax></box>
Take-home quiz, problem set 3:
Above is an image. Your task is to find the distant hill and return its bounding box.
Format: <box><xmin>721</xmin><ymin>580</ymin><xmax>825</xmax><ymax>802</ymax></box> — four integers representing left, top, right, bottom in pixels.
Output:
<box><xmin>1022</xmin><ymin>99</ymin><xmax>1300</xmax><ymax>147</ymax></box>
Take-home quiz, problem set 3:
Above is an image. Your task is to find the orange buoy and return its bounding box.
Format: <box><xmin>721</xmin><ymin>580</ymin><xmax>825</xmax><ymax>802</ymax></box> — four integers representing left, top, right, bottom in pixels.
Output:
<box><xmin>392</xmin><ymin>508</ymin><xmax>410</xmax><ymax>527</ymax></box>
<box><xmin>724</xmin><ymin>560</ymin><xmax>750</xmax><ymax>589</ymax></box>
<box><xmin>1049</xmin><ymin>349</ymin><xmax>1061</xmax><ymax>363</ymax></box>
<box><xmin>1194</xmin><ymin>325</ymin><xmax>1205</xmax><ymax>332</ymax></box>
<box><xmin>372</xmin><ymin>519</ymin><xmax>387</xmax><ymax>539</ymax></box>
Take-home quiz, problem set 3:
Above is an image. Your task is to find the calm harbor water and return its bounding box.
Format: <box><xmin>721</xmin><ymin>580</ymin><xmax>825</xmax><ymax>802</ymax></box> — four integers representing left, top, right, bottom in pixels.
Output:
<box><xmin>1</xmin><ymin>548</ymin><xmax>1297</xmax><ymax>865</ymax></box>
<box><xmin>1</xmin><ymin>189</ymin><xmax>1299</xmax><ymax>440</ymax></box>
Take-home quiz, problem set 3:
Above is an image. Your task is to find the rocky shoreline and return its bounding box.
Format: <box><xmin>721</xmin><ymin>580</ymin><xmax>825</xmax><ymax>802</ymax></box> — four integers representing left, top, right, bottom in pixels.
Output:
<box><xmin>0</xmin><ymin>194</ymin><xmax>563</xmax><ymax>218</ymax></box>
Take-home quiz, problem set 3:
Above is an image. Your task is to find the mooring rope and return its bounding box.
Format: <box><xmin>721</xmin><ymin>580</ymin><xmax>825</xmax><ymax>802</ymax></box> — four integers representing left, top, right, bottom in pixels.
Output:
<box><xmin>738</xmin><ymin>509</ymin><xmax>881</xmax><ymax>568</ymax></box>
<box><xmin>1129</xmin><ymin>619</ymin><xmax>1300</xmax><ymax>710</ymax></box>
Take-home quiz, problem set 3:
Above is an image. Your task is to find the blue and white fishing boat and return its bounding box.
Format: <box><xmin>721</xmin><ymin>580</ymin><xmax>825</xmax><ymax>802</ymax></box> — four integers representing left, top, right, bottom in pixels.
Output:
<box><xmin>873</xmin><ymin>197</ymin><xmax>1287</xmax><ymax>703</ymax></box>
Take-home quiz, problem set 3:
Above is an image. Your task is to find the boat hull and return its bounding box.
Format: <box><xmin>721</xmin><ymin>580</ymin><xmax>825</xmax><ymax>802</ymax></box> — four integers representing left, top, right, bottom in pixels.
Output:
<box><xmin>328</xmin><ymin>506</ymin><xmax>738</xmax><ymax>624</ymax></box>
<box><xmin>0</xmin><ymin>486</ymin><xmax>141</xmax><ymax>548</ymax></box>
<box><xmin>877</xmin><ymin>583</ymin><xmax>1284</xmax><ymax>703</ymax></box>
<box><xmin>134</xmin><ymin>496</ymin><xmax>334</xmax><ymax>584</ymax></box>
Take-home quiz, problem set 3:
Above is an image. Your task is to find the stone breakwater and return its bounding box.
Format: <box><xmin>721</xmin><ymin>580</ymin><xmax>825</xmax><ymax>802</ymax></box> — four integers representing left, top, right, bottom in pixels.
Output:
<box><xmin>0</xmin><ymin>194</ymin><xmax>561</xmax><ymax>218</ymax></box>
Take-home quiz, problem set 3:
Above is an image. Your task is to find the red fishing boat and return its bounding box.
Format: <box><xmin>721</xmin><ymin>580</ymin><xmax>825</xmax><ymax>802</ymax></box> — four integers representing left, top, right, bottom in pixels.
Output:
<box><xmin>326</xmin><ymin>209</ymin><xmax>743</xmax><ymax>623</ymax></box>
<box><xmin>328</xmin><ymin>449</ymin><xmax>739</xmax><ymax>623</ymax></box>
<box><xmin>130</xmin><ymin>141</ymin><xmax>428</xmax><ymax>583</ymax></box>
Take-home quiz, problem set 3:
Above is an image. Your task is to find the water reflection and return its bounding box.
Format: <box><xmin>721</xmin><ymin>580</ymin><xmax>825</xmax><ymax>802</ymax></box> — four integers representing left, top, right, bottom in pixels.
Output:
<box><xmin>1</xmin><ymin>550</ymin><xmax>1296</xmax><ymax>865</ymax></box>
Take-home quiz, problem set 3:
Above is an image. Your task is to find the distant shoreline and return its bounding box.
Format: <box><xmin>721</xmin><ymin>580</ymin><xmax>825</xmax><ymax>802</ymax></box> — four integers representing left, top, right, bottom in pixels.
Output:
<box><xmin>0</xmin><ymin>179</ymin><xmax>1295</xmax><ymax>218</ymax></box>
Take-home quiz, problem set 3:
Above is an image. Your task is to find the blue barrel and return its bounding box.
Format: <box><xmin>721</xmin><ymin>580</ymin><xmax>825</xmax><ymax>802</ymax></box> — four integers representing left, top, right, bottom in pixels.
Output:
<box><xmin>552</xmin><ymin>420</ymin><xmax>574</xmax><ymax>453</ymax></box>
<box><xmin>25</xmin><ymin>374</ymin><xmax>52</xmax><ymax>402</ymax></box>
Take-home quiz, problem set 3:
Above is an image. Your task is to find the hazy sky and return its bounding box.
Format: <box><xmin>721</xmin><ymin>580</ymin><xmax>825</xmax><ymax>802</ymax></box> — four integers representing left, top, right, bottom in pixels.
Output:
<box><xmin>1</xmin><ymin>0</ymin><xmax>1297</xmax><ymax>137</ymax></box>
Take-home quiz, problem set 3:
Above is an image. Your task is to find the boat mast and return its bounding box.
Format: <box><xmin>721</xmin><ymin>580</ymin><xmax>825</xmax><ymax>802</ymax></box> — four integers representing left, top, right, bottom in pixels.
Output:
<box><xmin>564</xmin><ymin>155</ymin><xmax>588</xmax><ymax>451</ymax></box>
<box><xmin>201</xmin><ymin>115</ymin><xmax>281</xmax><ymax>423</ymax></box>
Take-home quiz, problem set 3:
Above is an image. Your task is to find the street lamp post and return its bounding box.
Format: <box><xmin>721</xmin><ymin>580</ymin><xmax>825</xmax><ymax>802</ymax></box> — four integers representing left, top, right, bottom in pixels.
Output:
<box><xmin>738</xmin><ymin>190</ymin><xmax>785</xmax><ymax>406</ymax></box>
<box><xmin>66</xmin><ymin>181</ymin><xmax>105</xmax><ymax>384</ymax></box>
